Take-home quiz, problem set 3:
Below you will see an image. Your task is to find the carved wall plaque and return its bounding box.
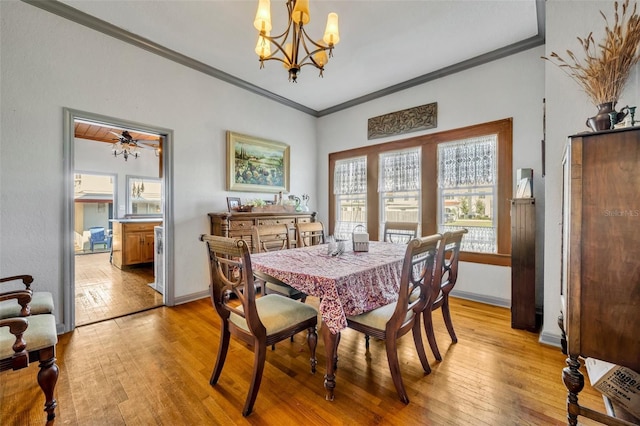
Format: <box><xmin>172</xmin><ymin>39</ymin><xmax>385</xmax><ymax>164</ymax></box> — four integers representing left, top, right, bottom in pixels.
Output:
<box><xmin>367</xmin><ymin>102</ymin><xmax>437</xmax><ymax>140</ymax></box>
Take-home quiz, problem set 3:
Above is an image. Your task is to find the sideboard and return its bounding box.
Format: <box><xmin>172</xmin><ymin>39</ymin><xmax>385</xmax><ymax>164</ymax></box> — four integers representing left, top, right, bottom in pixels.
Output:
<box><xmin>560</xmin><ymin>127</ymin><xmax>640</xmax><ymax>425</ymax></box>
<box><xmin>208</xmin><ymin>211</ymin><xmax>317</xmax><ymax>252</ymax></box>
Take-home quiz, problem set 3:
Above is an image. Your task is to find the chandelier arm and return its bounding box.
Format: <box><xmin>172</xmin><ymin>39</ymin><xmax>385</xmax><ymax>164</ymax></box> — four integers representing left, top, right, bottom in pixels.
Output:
<box><xmin>260</xmin><ymin>32</ymin><xmax>293</xmax><ymax>65</ymax></box>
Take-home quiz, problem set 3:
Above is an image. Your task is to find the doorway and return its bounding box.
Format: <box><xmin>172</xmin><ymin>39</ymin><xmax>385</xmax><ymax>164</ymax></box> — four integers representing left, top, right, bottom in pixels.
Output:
<box><xmin>63</xmin><ymin>108</ymin><xmax>174</xmax><ymax>332</ymax></box>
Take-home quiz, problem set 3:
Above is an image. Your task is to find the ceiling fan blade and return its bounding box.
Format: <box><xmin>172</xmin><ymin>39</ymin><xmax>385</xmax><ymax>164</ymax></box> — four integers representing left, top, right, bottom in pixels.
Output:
<box><xmin>137</xmin><ymin>141</ymin><xmax>159</xmax><ymax>149</ymax></box>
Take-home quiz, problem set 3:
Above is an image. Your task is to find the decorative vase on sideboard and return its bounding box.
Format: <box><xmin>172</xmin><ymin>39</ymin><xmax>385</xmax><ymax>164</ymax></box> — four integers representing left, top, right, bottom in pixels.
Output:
<box><xmin>586</xmin><ymin>102</ymin><xmax>628</xmax><ymax>132</ymax></box>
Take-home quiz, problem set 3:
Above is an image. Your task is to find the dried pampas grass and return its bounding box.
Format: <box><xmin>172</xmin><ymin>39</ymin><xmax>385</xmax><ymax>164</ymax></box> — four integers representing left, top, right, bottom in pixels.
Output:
<box><xmin>543</xmin><ymin>0</ymin><xmax>640</xmax><ymax>105</ymax></box>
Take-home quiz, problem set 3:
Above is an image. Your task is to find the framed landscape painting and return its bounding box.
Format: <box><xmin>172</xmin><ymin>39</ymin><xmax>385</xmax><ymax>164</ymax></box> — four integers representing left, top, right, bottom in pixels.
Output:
<box><xmin>226</xmin><ymin>131</ymin><xmax>290</xmax><ymax>193</ymax></box>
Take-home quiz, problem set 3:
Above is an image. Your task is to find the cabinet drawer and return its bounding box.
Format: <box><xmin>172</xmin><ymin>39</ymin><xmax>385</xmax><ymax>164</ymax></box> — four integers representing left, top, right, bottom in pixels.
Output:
<box><xmin>124</xmin><ymin>222</ymin><xmax>160</xmax><ymax>232</ymax></box>
<box><xmin>297</xmin><ymin>217</ymin><xmax>312</xmax><ymax>224</ymax></box>
<box><xmin>258</xmin><ymin>218</ymin><xmax>296</xmax><ymax>226</ymax></box>
<box><xmin>230</xmin><ymin>220</ymin><xmax>254</xmax><ymax>231</ymax></box>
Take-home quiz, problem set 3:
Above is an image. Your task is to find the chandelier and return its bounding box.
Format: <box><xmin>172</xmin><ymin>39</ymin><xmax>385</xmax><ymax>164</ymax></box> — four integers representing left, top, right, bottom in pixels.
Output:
<box><xmin>112</xmin><ymin>131</ymin><xmax>140</xmax><ymax>161</ymax></box>
<box><xmin>254</xmin><ymin>0</ymin><xmax>340</xmax><ymax>82</ymax></box>
<box><xmin>132</xmin><ymin>180</ymin><xmax>145</xmax><ymax>198</ymax></box>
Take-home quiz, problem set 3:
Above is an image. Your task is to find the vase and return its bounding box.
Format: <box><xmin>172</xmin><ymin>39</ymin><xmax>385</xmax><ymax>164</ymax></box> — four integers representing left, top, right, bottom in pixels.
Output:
<box><xmin>586</xmin><ymin>102</ymin><xmax>627</xmax><ymax>131</ymax></box>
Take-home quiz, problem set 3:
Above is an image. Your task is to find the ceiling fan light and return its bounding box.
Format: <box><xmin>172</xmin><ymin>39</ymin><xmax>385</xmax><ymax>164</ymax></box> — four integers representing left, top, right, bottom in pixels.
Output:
<box><xmin>292</xmin><ymin>0</ymin><xmax>310</xmax><ymax>25</ymax></box>
<box><xmin>254</xmin><ymin>0</ymin><xmax>272</xmax><ymax>32</ymax></box>
<box><xmin>323</xmin><ymin>12</ymin><xmax>339</xmax><ymax>46</ymax></box>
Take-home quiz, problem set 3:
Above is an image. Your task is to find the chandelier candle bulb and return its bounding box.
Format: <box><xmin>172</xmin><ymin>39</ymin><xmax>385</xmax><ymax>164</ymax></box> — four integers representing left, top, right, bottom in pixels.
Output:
<box><xmin>254</xmin><ymin>0</ymin><xmax>272</xmax><ymax>32</ymax></box>
<box><xmin>292</xmin><ymin>0</ymin><xmax>310</xmax><ymax>25</ymax></box>
<box><xmin>323</xmin><ymin>12</ymin><xmax>339</xmax><ymax>46</ymax></box>
<box><xmin>313</xmin><ymin>43</ymin><xmax>328</xmax><ymax>67</ymax></box>
<box><xmin>255</xmin><ymin>33</ymin><xmax>271</xmax><ymax>57</ymax></box>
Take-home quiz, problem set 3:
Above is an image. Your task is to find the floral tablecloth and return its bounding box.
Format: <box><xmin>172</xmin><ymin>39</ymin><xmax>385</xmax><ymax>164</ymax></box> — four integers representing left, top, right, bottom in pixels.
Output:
<box><xmin>251</xmin><ymin>241</ymin><xmax>407</xmax><ymax>334</ymax></box>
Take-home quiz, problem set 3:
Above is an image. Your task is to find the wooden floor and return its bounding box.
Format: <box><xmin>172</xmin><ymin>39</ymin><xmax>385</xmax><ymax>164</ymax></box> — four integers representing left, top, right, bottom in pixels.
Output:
<box><xmin>1</xmin><ymin>297</ymin><xmax>607</xmax><ymax>425</ymax></box>
<box><xmin>74</xmin><ymin>252</ymin><xmax>163</xmax><ymax>326</ymax></box>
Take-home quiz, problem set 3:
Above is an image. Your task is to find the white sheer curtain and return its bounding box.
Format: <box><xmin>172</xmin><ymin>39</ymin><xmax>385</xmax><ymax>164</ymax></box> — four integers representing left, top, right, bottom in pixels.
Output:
<box><xmin>334</xmin><ymin>156</ymin><xmax>367</xmax><ymax>195</ymax></box>
<box><xmin>438</xmin><ymin>135</ymin><xmax>496</xmax><ymax>189</ymax></box>
<box><xmin>378</xmin><ymin>148</ymin><xmax>421</xmax><ymax>192</ymax></box>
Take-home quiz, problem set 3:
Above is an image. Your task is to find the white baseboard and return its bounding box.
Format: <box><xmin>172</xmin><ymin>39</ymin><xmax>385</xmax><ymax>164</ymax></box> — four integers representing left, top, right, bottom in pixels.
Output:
<box><xmin>450</xmin><ymin>290</ymin><xmax>510</xmax><ymax>308</ymax></box>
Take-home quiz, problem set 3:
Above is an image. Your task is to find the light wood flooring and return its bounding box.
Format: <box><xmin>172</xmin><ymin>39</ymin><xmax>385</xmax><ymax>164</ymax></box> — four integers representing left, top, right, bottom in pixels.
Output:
<box><xmin>74</xmin><ymin>252</ymin><xmax>163</xmax><ymax>326</ymax></box>
<box><xmin>1</xmin><ymin>296</ymin><xmax>610</xmax><ymax>425</ymax></box>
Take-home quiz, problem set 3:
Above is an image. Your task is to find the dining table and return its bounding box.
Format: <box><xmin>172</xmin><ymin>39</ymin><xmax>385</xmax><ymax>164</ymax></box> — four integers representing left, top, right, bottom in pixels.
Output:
<box><xmin>250</xmin><ymin>240</ymin><xmax>407</xmax><ymax>401</ymax></box>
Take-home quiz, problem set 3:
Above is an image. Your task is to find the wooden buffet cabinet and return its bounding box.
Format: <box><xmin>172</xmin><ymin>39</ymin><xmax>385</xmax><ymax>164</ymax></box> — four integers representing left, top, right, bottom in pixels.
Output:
<box><xmin>111</xmin><ymin>219</ymin><xmax>162</xmax><ymax>269</ymax></box>
<box><xmin>208</xmin><ymin>211</ymin><xmax>317</xmax><ymax>252</ymax></box>
<box><xmin>560</xmin><ymin>128</ymin><xmax>640</xmax><ymax>425</ymax></box>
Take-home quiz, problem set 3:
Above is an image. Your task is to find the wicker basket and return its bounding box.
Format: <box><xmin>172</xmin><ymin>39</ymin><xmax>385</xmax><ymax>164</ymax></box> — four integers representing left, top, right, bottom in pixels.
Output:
<box><xmin>352</xmin><ymin>225</ymin><xmax>369</xmax><ymax>252</ymax></box>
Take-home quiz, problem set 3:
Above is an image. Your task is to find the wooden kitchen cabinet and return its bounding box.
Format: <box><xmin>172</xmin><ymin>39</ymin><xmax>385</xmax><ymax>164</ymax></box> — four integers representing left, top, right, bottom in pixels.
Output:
<box><xmin>112</xmin><ymin>220</ymin><xmax>162</xmax><ymax>269</ymax></box>
<box><xmin>560</xmin><ymin>127</ymin><xmax>640</xmax><ymax>425</ymax></box>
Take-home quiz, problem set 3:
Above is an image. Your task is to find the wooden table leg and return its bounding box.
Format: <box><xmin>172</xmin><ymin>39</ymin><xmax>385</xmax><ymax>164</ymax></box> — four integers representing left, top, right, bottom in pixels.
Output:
<box><xmin>321</xmin><ymin>322</ymin><xmax>338</xmax><ymax>401</ymax></box>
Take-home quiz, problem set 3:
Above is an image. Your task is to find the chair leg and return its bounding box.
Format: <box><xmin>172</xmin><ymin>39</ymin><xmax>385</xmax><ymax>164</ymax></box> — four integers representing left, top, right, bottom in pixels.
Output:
<box><xmin>441</xmin><ymin>296</ymin><xmax>458</xmax><ymax>343</ymax></box>
<box><xmin>411</xmin><ymin>319</ymin><xmax>431</xmax><ymax>374</ymax></box>
<box><xmin>424</xmin><ymin>309</ymin><xmax>442</xmax><ymax>361</ymax></box>
<box><xmin>37</xmin><ymin>347</ymin><xmax>59</xmax><ymax>421</ymax></box>
<box><xmin>210</xmin><ymin>325</ymin><xmax>231</xmax><ymax>385</ymax></box>
<box><xmin>384</xmin><ymin>337</ymin><xmax>409</xmax><ymax>404</ymax></box>
<box><xmin>365</xmin><ymin>334</ymin><xmax>370</xmax><ymax>349</ymax></box>
<box><xmin>307</xmin><ymin>326</ymin><xmax>318</xmax><ymax>373</ymax></box>
<box><xmin>243</xmin><ymin>341</ymin><xmax>267</xmax><ymax>417</ymax></box>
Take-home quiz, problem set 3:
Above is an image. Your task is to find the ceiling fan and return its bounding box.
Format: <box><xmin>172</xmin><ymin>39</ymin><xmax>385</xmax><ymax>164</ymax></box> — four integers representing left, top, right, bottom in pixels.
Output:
<box><xmin>110</xmin><ymin>130</ymin><xmax>159</xmax><ymax>161</ymax></box>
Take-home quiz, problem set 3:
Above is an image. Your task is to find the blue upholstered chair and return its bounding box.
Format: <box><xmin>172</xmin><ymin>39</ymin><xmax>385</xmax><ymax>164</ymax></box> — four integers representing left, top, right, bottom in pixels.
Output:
<box><xmin>89</xmin><ymin>227</ymin><xmax>110</xmax><ymax>252</ymax></box>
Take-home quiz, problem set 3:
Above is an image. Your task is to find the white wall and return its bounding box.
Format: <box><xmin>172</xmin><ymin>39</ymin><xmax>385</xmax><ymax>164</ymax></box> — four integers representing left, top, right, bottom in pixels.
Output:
<box><xmin>0</xmin><ymin>1</ymin><xmax>316</xmax><ymax>330</ymax></box>
<box><xmin>317</xmin><ymin>46</ymin><xmax>546</xmax><ymax>309</ymax></box>
<box><xmin>543</xmin><ymin>1</ymin><xmax>640</xmax><ymax>343</ymax></box>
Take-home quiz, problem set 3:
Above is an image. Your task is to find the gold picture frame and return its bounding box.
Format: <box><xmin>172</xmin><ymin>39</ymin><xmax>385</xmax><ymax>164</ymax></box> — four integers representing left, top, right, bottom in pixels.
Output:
<box><xmin>226</xmin><ymin>131</ymin><xmax>290</xmax><ymax>193</ymax></box>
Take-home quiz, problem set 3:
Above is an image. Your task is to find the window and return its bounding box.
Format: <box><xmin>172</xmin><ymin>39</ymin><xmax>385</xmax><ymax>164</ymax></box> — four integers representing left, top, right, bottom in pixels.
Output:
<box><xmin>379</xmin><ymin>148</ymin><xmax>421</xmax><ymax>235</ymax></box>
<box><xmin>126</xmin><ymin>176</ymin><xmax>162</xmax><ymax>216</ymax></box>
<box><xmin>333</xmin><ymin>156</ymin><xmax>367</xmax><ymax>240</ymax></box>
<box><xmin>328</xmin><ymin>119</ymin><xmax>512</xmax><ymax>266</ymax></box>
<box><xmin>438</xmin><ymin>135</ymin><xmax>497</xmax><ymax>253</ymax></box>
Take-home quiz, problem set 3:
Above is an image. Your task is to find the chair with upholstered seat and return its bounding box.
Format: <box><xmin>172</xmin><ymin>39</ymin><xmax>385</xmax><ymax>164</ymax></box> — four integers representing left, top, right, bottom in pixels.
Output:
<box><xmin>200</xmin><ymin>234</ymin><xmax>318</xmax><ymax>416</ymax></box>
<box><xmin>251</xmin><ymin>225</ymin><xmax>307</xmax><ymax>302</ymax></box>
<box><xmin>0</xmin><ymin>290</ymin><xmax>59</xmax><ymax>421</ymax></box>
<box><xmin>296</xmin><ymin>221</ymin><xmax>326</xmax><ymax>247</ymax></box>
<box><xmin>0</xmin><ymin>275</ymin><xmax>54</xmax><ymax>320</ymax></box>
<box><xmin>345</xmin><ymin>233</ymin><xmax>443</xmax><ymax>404</ymax></box>
<box><xmin>423</xmin><ymin>229</ymin><xmax>467</xmax><ymax>361</ymax></box>
<box><xmin>383</xmin><ymin>221</ymin><xmax>419</xmax><ymax>244</ymax></box>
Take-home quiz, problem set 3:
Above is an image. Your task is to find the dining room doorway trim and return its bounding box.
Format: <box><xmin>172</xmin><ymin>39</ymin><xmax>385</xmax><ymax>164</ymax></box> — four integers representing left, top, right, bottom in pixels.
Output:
<box><xmin>62</xmin><ymin>107</ymin><xmax>175</xmax><ymax>332</ymax></box>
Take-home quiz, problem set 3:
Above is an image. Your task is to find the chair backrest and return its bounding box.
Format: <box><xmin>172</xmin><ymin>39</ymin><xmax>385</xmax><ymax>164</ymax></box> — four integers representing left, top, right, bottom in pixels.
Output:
<box><xmin>383</xmin><ymin>222</ymin><xmax>419</xmax><ymax>244</ymax></box>
<box><xmin>251</xmin><ymin>224</ymin><xmax>290</xmax><ymax>253</ymax></box>
<box><xmin>439</xmin><ymin>229</ymin><xmax>467</xmax><ymax>296</ymax></box>
<box><xmin>89</xmin><ymin>227</ymin><xmax>106</xmax><ymax>242</ymax></box>
<box><xmin>389</xmin><ymin>234</ymin><xmax>443</xmax><ymax>330</ymax></box>
<box><xmin>200</xmin><ymin>235</ymin><xmax>265</xmax><ymax>338</ymax></box>
<box><xmin>296</xmin><ymin>222</ymin><xmax>325</xmax><ymax>247</ymax></box>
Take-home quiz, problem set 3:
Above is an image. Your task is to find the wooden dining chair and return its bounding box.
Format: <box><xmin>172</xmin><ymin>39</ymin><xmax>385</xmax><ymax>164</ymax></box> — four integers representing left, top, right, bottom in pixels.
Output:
<box><xmin>200</xmin><ymin>234</ymin><xmax>318</xmax><ymax>416</ymax></box>
<box><xmin>251</xmin><ymin>225</ymin><xmax>307</xmax><ymax>302</ymax></box>
<box><xmin>0</xmin><ymin>275</ymin><xmax>55</xmax><ymax>320</ymax></box>
<box><xmin>382</xmin><ymin>221</ymin><xmax>419</xmax><ymax>244</ymax></box>
<box><xmin>344</xmin><ymin>233</ymin><xmax>444</xmax><ymax>404</ymax></box>
<box><xmin>0</xmin><ymin>290</ymin><xmax>59</xmax><ymax>421</ymax></box>
<box><xmin>296</xmin><ymin>221</ymin><xmax>325</xmax><ymax>247</ymax></box>
<box><xmin>423</xmin><ymin>229</ymin><xmax>467</xmax><ymax>361</ymax></box>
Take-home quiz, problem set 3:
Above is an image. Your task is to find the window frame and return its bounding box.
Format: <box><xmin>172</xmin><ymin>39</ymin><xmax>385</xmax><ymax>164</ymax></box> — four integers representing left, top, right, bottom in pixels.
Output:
<box><xmin>328</xmin><ymin>118</ymin><xmax>512</xmax><ymax>266</ymax></box>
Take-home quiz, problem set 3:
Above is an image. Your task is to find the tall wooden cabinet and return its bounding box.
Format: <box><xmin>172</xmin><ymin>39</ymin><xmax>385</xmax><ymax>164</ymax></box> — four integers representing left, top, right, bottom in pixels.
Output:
<box><xmin>510</xmin><ymin>198</ymin><xmax>537</xmax><ymax>331</ymax></box>
<box><xmin>208</xmin><ymin>211</ymin><xmax>317</xmax><ymax>252</ymax></box>
<box><xmin>560</xmin><ymin>128</ymin><xmax>640</xmax><ymax>425</ymax></box>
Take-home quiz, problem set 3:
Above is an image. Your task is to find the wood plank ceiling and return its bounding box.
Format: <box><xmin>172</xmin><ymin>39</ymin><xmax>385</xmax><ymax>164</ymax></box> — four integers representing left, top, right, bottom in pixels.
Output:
<box><xmin>74</xmin><ymin>122</ymin><xmax>160</xmax><ymax>144</ymax></box>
